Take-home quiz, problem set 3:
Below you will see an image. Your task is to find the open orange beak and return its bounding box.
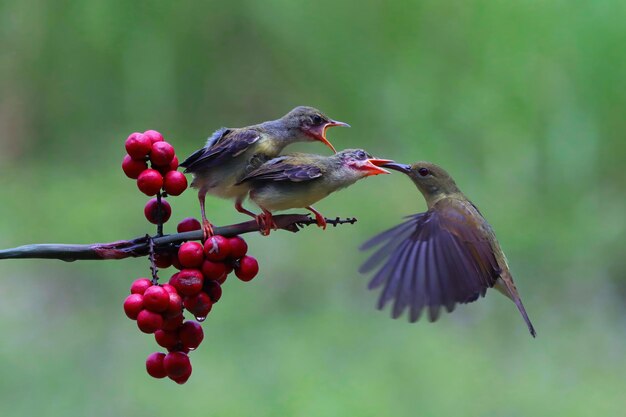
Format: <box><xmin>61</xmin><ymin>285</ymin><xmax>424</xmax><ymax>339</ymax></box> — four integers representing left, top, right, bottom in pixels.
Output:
<box><xmin>358</xmin><ymin>158</ymin><xmax>393</xmax><ymax>176</ymax></box>
<box><xmin>309</xmin><ymin>120</ymin><xmax>350</xmax><ymax>154</ymax></box>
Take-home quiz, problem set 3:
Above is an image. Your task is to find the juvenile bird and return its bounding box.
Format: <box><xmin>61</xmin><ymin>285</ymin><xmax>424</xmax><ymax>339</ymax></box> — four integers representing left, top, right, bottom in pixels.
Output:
<box><xmin>360</xmin><ymin>162</ymin><xmax>536</xmax><ymax>337</ymax></box>
<box><xmin>238</xmin><ymin>149</ymin><xmax>392</xmax><ymax>235</ymax></box>
<box><xmin>180</xmin><ymin>106</ymin><xmax>349</xmax><ymax>238</ymax></box>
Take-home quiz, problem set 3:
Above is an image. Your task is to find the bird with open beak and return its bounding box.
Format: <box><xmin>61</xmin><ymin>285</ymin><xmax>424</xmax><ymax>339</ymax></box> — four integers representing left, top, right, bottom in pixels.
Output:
<box><xmin>360</xmin><ymin>161</ymin><xmax>536</xmax><ymax>337</ymax></box>
<box><xmin>180</xmin><ymin>106</ymin><xmax>349</xmax><ymax>238</ymax></box>
<box><xmin>238</xmin><ymin>149</ymin><xmax>392</xmax><ymax>235</ymax></box>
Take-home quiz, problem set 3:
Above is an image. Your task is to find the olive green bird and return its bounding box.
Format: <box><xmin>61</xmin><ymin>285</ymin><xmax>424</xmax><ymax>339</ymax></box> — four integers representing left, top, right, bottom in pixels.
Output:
<box><xmin>180</xmin><ymin>106</ymin><xmax>349</xmax><ymax>238</ymax></box>
<box><xmin>238</xmin><ymin>149</ymin><xmax>391</xmax><ymax>235</ymax></box>
<box><xmin>361</xmin><ymin>162</ymin><xmax>536</xmax><ymax>337</ymax></box>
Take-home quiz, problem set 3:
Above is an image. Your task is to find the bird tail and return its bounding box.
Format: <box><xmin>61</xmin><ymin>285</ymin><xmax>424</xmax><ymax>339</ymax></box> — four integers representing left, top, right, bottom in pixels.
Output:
<box><xmin>495</xmin><ymin>275</ymin><xmax>537</xmax><ymax>338</ymax></box>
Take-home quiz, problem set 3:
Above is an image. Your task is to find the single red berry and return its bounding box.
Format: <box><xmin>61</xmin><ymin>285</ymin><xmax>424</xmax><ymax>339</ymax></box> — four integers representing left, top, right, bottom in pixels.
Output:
<box><xmin>163</xmin><ymin>352</ymin><xmax>192</xmax><ymax>378</ymax></box>
<box><xmin>170</xmin><ymin>371</ymin><xmax>192</xmax><ymax>385</ymax></box>
<box><xmin>235</xmin><ymin>256</ymin><xmax>259</xmax><ymax>282</ymax></box>
<box><xmin>201</xmin><ymin>260</ymin><xmax>227</xmax><ymax>280</ymax></box>
<box><xmin>177</xmin><ymin>242</ymin><xmax>204</xmax><ymax>268</ymax></box>
<box><xmin>155</xmin><ymin>329</ymin><xmax>180</xmax><ymax>350</ymax></box>
<box><xmin>143</xmin><ymin>129</ymin><xmax>164</xmax><ymax>144</ymax></box>
<box><xmin>177</xmin><ymin>218</ymin><xmax>201</xmax><ymax>233</ymax></box>
<box><xmin>203</xmin><ymin>279</ymin><xmax>222</xmax><ymax>303</ymax></box>
<box><xmin>122</xmin><ymin>155</ymin><xmax>148</xmax><ymax>179</ymax></box>
<box><xmin>136</xmin><ymin>309</ymin><xmax>163</xmax><ymax>333</ymax></box>
<box><xmin>144</xmin><ymin>198</ymin><xmax>172</xmax><ymax>224</ymax></box>
<box><xmin>228</xmin><ymin>236</ymin><xmax>248</xmax><ymax>259</ymax></box>
<box><xmin>161</xmin><ymin>312</ymin><xmax>184</xmax><ymax>331</ymax></box>
<box><xmin>143</xmin><ymin>285</ymin><xmax>170</xmax><ymax>312</ymax></box>
<box><xmin>137</xmin><ymin>169</ymin><xmax>164</xmax><ymax>196</ymax></box>
<box><xmin>214</xmin><ymin>273</ymin><xmax>227</xmax><ymax>285</ymax></box>
<box><xmin>154</xmin><ymin>252</ymin><xmax>173</xmax><ymax>269</ymax></box>
<box><xmin>224</xmin><ymin>263</ymin><xmax>234</xmax><ymax>275</ymax></box>
<box><xmin>169</xmin><ymin>156</ymin><xmax>179</xmax><ymax>171</ymax></box>
<box><xmin>183</xmin><ymin>292</ymin><xmax>212</xmax><ymax>318</ymax></box>
<box><xmin>150</xmin><ymin>141</ymin><xmax>175</xmax><ymax>166</ymax></box>
<box><xmin>179</xmin><ymin>321</ymin><xmax>204</xmax><ymax>350</ymax></box>
<box><xmin>163</xmin><ymin>171</ymin><xmax>188</xmax><ymax>196</ymax></box>
<box><xmin>165</xmin><ymin>291</ymin><xmax>183</xmax><ymax>315</ymax></box>
<box><xmin>146</xmin><ymin>352</ymin><xmax>167</xmax><ymax>379</ymax></box>
<box><xmin>172</xmin><ymin>269</ymin><xmax>204</xmax><ymax>296</ymax></box>
<box><xmin>123</xmin><ymin>294</ymin><xmax>144</xmax><ymax>320</ymax></box>
<box><xmin>204</xmin><ymin>235</ymin><xmax>231</xmax><ymax>261</ymax></box>
<box><xmin>130</xmin><ymin>278</ymin><xmax>152</xmax><ymax>295</ymax></box>
<box><xmin>161</xmin><ymin>283</ymin><xmax>177</xmax><ymax>294</ymax></box>
<box><xmin>125</xmin><ymin>132</ymin><xmax>152</xmax><ymax>159</ymax></box>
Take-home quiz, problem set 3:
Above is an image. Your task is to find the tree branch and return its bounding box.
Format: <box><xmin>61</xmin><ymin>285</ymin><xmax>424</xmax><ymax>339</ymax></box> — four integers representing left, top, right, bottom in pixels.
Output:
<box><xmin>0</xmin><ymin>214</ymin><xmax>357</xmax><ymax>262</ymax></box>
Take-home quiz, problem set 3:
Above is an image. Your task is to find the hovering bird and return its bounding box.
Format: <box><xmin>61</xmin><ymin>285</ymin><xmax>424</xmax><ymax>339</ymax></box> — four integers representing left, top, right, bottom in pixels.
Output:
<box><xmin>180</xmin><ymin>106</ymin><xmax>350</xmax><ymax>238</ymax></box>
<box><xmin>360</xmin><ymin>161</ymin><xmax>536</xmax><ymax>337</ymax></box>
<box><xmin>238</xmin><ymin>149</ymin><xmax>392</xmax><ymax>235</ymax></box>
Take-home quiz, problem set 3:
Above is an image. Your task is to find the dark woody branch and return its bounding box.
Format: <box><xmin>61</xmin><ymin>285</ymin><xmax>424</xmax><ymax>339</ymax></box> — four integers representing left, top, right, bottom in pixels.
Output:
<box><xmin>0</xmin><ymin>214</ymin><xmax>357</xmax><ymax>262</ymax></box>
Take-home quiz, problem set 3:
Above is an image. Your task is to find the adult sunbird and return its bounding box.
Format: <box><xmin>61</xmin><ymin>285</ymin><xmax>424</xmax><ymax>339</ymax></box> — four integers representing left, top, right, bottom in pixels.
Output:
<box><xmin>360</xmin><ymin>161</ymin><xmax>536</xmax><ymax>337</ymax></box>
<box><xmin>238</xmin><ymin>149</ymin><xmax>392</xmax><ymax>235</ymax></box>
<box><xmin>180</xmin><ymin>106</ymin><xmax>349</xmax><ymax>238</ymax></box>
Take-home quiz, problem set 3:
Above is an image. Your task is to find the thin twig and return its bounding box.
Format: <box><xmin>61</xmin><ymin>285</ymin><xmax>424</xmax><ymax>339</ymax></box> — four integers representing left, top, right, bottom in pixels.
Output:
<box><xmin>0</xmin><ymin>214</ymin><xmax>357</xmax><ymax>262</ymax></box>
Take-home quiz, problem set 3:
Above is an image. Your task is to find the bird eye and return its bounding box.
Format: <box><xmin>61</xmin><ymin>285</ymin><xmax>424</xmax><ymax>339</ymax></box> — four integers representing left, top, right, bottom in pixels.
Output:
<box><xmin>356</xmin><ymin>150</ymin><xmax>367</xmax><ymax>160</ymax></box>
<box><xmin>418</xmin><ymin>167</ymin><xmax>430</xmax><ymax>177</ymax></box>
<box><xmin>311</xmin><ymin>115</ymin><xmax>323</xmax><ymax>125</ymax></box>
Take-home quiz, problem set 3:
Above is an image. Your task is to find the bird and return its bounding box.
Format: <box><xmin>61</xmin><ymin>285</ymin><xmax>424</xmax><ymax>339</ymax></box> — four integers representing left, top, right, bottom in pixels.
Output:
<box><xmin>179</xmin><ymin>106</ymin><xmax>350</xmax><ymax>238</ymax></box>
<box><xmin>360</xmin><ymin>161</ymin><xmax>536</xmax><ymax>337</ymax></box>
<box><xmin>237</xmin><ymin>149</ymin><xmax>392</xmax><ymax>235</ymax></box>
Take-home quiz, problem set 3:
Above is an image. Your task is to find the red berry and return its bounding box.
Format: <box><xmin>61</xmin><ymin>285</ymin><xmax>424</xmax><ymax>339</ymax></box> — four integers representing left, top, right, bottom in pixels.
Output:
<box><xmin>154</xmin><ymin>252</ymin><xmax>173</xmax><ymax>269</ymax></box>
<box><xmin>143</xmin><ymin>130</ymin><xmax>164</xmax><ymax>144</ymax></box>
<box><xmin>163</xmin><ymin>171</ymin><xmax>188</xmax><ymax>196</ymax></box>
<box><xmin>150</xmin><ymin>141</ymin><xmax>175</xmax><ymax>166</ymax></box>
<box><xmin>146</xmin><ymin>352</ymin><xmax>167</xmax><ymax>379</ymax></box>
<box><xmin>165</xmin><ymin>291</ymin><xmax>183</xmax><ymax>315</ymax></box>
<box><xmin>214</xmin><ymin>273</ymin><xmax>227</xmax><ymax>285</ymax></box>
<box><xmin>172</xmin><ymin>269</ymin><xmax>203</xmax><ymax>296</ymax></box>
<box><xmin>155</xmin><ymin>329</ymin><xmax>180</xmax><ymax>349</ymax></box>
<box><xmin>144</xmin><ymin>198</ymin><xmax>172</xmax><ymax>224</ymax></box>
<box><xmin>170</xmin><ymin>371</ymin><xmax>192</xmax><ymax>385</ymax></box>
<box><xmin>179</xmin><ymin>321</ymin><xmax>204</xmax><ymax>350</ymax></box>
<box><xmin>183</xmin><ymin>292</ymin><xmax>212</xmax><ymax>318</ymax></box>
<box><xmin>161</xmin><ymin>283</ymin><xmax>177</xmax><ymax>294</ymax></box>
<box><xmin>177</xmin><ymin>242</ymin><xmax>204</xmax><ymax>268</ymax></box>
<box><xmin>123</xmin><ymin>294</ymin><xmax>144</xmax><ymax>320</ymax></box>
<box><xmin>163</xmin><ymin>352</ymin><xmax>192</xmax><ymax>378</ymax></box>
<box><xmin>201</xmin><ymin>260</ymin><xmax>227</xmax><ymax>280</ymax></box>
<box><xmin>235</xmin><ymin>256</ymin><xmax>259</xmax><ymax>282</ymax></box>
<box><xmin>169</xmin><ymin>156</ymin><xmax>179</xmax><ymax>171</ymax></box>
<box><xmin>177</xmin><ymin>218</ymin><xmax>201</xmax><ymax>233</ymax></box>
<box><xmin>143</xmin><ymin>285</ymin><xmax>170</xmax><ymax>312</ymax></box>
<box><xmin>125</xmin><ymin>132</ymin><xmax>152</xmax><ymax>159</ymax></box>
<box><xmin>161</xmin><ymin>312</ymin><xmax>184</xmax><ymax>331</ymax></box>
<box><xmin>137</xmin><ymin>169</ymin><xmax>163</xmax><ymax>196</ymax></box>
<box><xmin>122</xmin><ymin>155</ymin><xmax>148</xmax><ymax>179</ymax></box>
<box><xmin>204</xmin><ymin>235</ymin><xmax>231</xmax><ymax>261</ymax></box>
<box><xmin>130</xmin><ymin>278</ymin><xmax>152</xmax><ymax>295</ymax></box>
<box><xmin>136</xmin><ymin>309</ymin><xmax>163</xmax><ymax>333</ymax></box>
<box><xmin>203</xmin><ymin>280</ymin><xmax>222</xmax><ymax>303</ymax></box>
<box><xmin>228</xmin><ymin>236</ymin><xmax>248</xmax><ymax>259</ymax></box>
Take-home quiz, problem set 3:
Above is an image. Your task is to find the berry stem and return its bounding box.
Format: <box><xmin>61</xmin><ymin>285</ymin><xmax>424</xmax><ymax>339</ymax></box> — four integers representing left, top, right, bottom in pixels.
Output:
<box><xmin>147</xmin><ymin>235</ymin><xmax>159</xmax><ymax>285</ymax></box>
<box><xmin>156</xmin><ymin>191</ymin><xmax>164</xmax><ymax>237</ymax></box>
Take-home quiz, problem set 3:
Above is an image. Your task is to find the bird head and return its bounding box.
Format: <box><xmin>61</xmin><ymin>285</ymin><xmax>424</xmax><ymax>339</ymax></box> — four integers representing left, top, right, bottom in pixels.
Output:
<box><xmin>335</xmin><ymin>149</ymin><xmax>392</xmax><ymax>178</ymax></box>
<box><xmin>383</xmin><ymin>161</ymin><xmax>461</xmax><ymax>199</ymax></box>
<box><xmin>282</xmin><ymin>106</ymin><xmax>350</xmax><ymax>153</ymax></box>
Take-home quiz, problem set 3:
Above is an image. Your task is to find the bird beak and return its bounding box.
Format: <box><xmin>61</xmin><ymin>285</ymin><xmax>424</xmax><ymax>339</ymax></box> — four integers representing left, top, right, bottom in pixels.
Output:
<box><xmin>358</xmin><ymin>158</ymin><xmax>392</xmax><ymax>176</ymax></box>
<box><xmin>308</xmin><ymin>120</ymin><xmax>350</xmax><ymax>154</ymax></box>
<box><xmin>382</xmin><ymin>162</ymin><xmax>412</xmax><ymax>174</ymax></box>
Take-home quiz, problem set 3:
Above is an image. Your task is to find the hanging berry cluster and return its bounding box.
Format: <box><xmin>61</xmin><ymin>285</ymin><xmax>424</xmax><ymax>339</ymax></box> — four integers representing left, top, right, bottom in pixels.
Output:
<box><xmin>120</xmin><ymin>131</ymin><xmax>259</xmax><ymax>384</ymax></box>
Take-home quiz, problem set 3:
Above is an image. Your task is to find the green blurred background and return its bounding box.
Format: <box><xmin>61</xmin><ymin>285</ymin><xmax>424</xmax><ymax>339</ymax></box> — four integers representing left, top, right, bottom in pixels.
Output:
<box><xmin>1</xmin><ymin>1</ymin><xmax>625</xmax><ymax>416</ymax></box>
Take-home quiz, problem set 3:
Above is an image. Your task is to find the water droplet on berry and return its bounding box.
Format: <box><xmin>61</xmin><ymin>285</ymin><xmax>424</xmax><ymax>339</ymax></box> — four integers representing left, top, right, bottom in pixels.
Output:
<box><xmin>195</xmin><ymin>316</ymin><xmax>206</xmax><ymax>322</ymax></box>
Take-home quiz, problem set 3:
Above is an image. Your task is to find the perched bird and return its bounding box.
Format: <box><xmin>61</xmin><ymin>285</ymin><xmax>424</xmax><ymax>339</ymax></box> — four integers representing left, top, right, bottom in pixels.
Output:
<box><xmin>238</xmin><ymin>149</ymin><xmax>392</xmax><ymax>235</ymax></box>
<box><xmin>360</xmin><ymin>161</ymin><xmax>536</xmax><ymax>337</ymax></box>
<box><xmin>180</xmin><ymin>106</ymin><xmax>350</xmax><ymax>237</ymax></box>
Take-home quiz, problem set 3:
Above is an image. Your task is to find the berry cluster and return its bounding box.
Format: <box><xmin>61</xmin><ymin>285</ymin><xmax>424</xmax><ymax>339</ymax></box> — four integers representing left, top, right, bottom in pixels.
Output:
<box><xmin>122</xmin><ymin>130</ymin><xmax>187</xmax><ymax>224</ymax></box>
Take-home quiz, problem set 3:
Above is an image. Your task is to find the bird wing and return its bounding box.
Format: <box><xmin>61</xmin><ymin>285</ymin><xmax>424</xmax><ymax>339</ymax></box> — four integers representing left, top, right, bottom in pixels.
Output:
<box><xmin>237</xmin><ymin>156</ymin><xmax>323</xmax><ymax>183</ymax></box>
<box><xmin>180</xmin><ymin>128</ymin><xmax>261</xmax><ymax>172</ymax></box>
<box><xmin>360</xmin><ymin>199</ymin><xmax>500</xmax><ymax>323</ymax></box>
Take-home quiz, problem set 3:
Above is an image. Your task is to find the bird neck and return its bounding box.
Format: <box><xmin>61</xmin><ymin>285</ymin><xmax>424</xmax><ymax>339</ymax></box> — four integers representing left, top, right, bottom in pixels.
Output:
<box><xmin>258</xmin><ymin>119</ymin><xmax>304</xmax><ymax>145</ymax></box>
<box><xmin>422</xmin><ymin>189</ymin><xmax>466</xmax><ymax>210</ymax></box>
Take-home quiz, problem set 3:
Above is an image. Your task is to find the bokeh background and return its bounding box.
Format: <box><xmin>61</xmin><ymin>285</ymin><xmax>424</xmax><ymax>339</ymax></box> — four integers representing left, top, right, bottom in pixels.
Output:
<box><xmin>1</xmin><ymin>1</ymin><xmax>625</xmax><ymax>416</ymax></box>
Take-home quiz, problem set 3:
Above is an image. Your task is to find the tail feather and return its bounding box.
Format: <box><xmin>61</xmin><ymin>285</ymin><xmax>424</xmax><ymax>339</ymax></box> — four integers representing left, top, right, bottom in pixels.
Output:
<box><xmin>496</xmin><ymin>276</ymin><xmax>536</xmax><ymax>338</ymax></box>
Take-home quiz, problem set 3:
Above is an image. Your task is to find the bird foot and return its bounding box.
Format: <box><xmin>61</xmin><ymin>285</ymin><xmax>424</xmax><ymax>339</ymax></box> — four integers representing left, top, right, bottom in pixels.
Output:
<box><xmin>313</xmin><ymin>213</ymin><xmax>327</xmax><ymax>230</ymax></box>
<box><xmin>202</xmin><ymin>220</ymin><xmax>214</xmax><ymax>241</ymax></box>
<box><xmin>255</xmin><ymin>214</ymin><xmax>271</xmax><ymax>236</ymax></box>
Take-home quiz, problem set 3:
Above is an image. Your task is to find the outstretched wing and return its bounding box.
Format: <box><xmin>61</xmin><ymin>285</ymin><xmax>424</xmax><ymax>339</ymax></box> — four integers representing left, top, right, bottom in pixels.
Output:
<box><xmin>180</xmin><ymin>128</ymin><xmax>260</xmax><ymax>172</ymax></box>
<box><xmin>238</xmin><ymin>155</ymin><xmax>323</xmax><ymax>184</ymax></box>
<box><xmin>360</xmin><ymin>200</ymin><xmax>500</xmax><ymax>323</ymax></box>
